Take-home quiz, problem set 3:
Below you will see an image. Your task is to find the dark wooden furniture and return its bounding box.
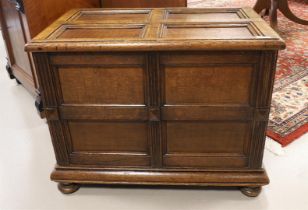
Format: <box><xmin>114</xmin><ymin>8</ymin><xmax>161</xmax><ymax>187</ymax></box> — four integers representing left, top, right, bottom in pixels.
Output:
<box><xmin>26</xmin><ymin>8</ymin><xmax>285</xmax><ymax>197</ymax></box>
<box><xmin>0</xmin><ymin>0</ymin><xmax>36</xmax><ymax>93</ymax></box>
<box><xmin>101</xmin><ymin>0</ymin><xmax>187</xmax><ymax>7</ymax></box>
<box><xmin>0</xmin><ymin>0</ymin><xmax>101</xmax><ymax>96</ymax></box>
<box><xmin>254</xmin><ymin>0</ymin><xmax>308</xmax><ymax>29</ymax></box>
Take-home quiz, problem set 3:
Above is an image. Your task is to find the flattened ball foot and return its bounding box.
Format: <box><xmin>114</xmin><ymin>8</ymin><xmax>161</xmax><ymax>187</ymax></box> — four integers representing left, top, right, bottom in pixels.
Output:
<box><xmin>240</xmin><ymin>186</ymin><xmax>262</xmax><ymax>197</ymax></box>
<box><xmin>58</xmin><ymin>183</ymin><xmax>80</xmax><ymax>194</ymax></box>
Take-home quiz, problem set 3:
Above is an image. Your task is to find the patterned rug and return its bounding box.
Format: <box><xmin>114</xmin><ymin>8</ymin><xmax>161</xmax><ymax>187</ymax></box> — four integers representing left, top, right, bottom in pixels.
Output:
<box><xmin>189</xmin><ymin>0</ymin><xmax>308</xmax><ymax>146</ymax></box>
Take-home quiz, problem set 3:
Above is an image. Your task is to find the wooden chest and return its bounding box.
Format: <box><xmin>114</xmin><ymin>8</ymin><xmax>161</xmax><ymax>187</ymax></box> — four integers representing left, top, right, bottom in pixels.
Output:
<box><xmin>26</xmin><ymin>8</ymin><xmax>285</xmax><ymax>196</ymax></box>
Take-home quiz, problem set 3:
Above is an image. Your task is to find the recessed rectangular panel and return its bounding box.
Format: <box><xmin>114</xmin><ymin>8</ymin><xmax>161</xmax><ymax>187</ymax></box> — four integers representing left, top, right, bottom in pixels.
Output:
<box><xmin>161</xmin><ymin>24</ymin><xmax>254</xmax><ymax>39</ymax></box>
<box><xmin>166</xmin><ymin>12</ymin><xmax>241</xmax><ymax>21</ymax></box>
<box><xmin>53</xmin><ymin>25</ymin><xmax>146</xmax><ymax>40</ymax></box>
<box><xmin>163</xmin><ymin>155</ymin><xmax>248</xmax><ymax>168</ymax></box>
<box><xmin>164</xmin><ymin>65</ymin><xmax>253</xmax><ymax>105</ymax></box>
<box><xmin>101</xmin><ymin>0</ymin><xmax>187</xmax><ymax>8</ymax></box>
<box><xmin>69</xmin><ymin>122</ymin><xmax>148</xmax><ymax>153</ymax></box>
<box><xmin>72</xmin><ymin>10</ymin><xmax>151</xmax><ymax>23</ymax></box>
<box><xmin>59</xmin><ymin>67</ymin><xmax>145</xmax><ymax>104</ymax></box>
<box><xmin>165</xmin><ymin>122</ymin><xmax>249</xmax><ymax>154</ymax></box>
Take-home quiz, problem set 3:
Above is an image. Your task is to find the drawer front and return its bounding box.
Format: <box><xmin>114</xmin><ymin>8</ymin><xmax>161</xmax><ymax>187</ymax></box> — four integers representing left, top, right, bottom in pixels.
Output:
<box><xmin>160</xmin><ymin>52</ymin><xmax>259</xmax><ymax>169</ymax></box>
<box><xmin>49</xmin><ymin>53</ymin><xmax>151</xmax><ymax>167</ymax></box>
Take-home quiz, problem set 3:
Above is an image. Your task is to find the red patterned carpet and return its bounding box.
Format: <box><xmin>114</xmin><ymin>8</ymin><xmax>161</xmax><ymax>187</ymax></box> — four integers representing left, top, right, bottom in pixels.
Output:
<box><xmin>189</xmin><ymin>0</ymin><xmax>308</xmax><ymax>146</ymax></box>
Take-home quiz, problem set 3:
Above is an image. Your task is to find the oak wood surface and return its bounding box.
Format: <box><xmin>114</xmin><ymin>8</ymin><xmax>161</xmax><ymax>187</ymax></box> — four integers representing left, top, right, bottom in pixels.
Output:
<box><xmin>27</xmin><ymin>8</ymin><xmax>285</xmax><ymax>196</ymax></box>
<box><xmin>27</xmin><ymin>8</ymin><xmax>285</xmax><ymax>52</ymax></box>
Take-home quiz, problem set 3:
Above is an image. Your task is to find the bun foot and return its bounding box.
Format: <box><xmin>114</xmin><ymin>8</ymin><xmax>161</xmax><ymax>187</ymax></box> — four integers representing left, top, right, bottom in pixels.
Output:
<box><xmin>240</xmin><ymin>186</ymin><xmax>262</xmax><ymax>197</ymax></box>
<box><xmin>58</xmin><ymin>183</ymin><xmax>80</xmax><ymax>194</ymax></box>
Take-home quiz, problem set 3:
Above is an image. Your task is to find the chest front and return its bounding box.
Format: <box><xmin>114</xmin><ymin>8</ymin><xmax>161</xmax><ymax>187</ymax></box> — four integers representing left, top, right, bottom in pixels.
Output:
<box><xmin>44</xmin><ymin>50</ymin><xmax>273</xmax><ymax>168</ymax></box>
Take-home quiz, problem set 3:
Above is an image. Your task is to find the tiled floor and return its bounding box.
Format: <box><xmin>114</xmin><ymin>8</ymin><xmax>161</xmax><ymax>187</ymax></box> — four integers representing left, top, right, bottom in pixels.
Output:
<box><xmin>0</xmin><ymin>34</ymin><xmax>307</xmax><ymax>210</ymax></box>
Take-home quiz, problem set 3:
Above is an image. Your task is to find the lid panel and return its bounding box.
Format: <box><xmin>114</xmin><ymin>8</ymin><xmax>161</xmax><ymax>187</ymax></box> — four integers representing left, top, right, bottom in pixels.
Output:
<box><xmin>51</xmin><ymin>25</ymin><xmax>147</xmax><ymax>40</ymax></box>
<box><xmin>161</xmin><ymin>23</ymin><xmax>256</xmax><ymax>40</ymax></box>
<box><xmin>168</xmin><ymin>13</ymin><xmax>240</xmax><ymax>20</ymax></box>
<box><xmin>165</xmin><ymin>8</ymin><xmax>249</xmax><ymax>22</ymax></box>
<box><xmin>70</xmin><ymin>10</ymin><xmax>152</xmax><ymax>23</ymax></box>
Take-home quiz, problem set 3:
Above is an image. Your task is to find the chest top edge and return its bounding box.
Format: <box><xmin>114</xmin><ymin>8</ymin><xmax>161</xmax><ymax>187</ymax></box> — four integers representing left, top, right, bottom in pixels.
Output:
<box><xmin>25</xmin><ymin>7</ymin><xmax>286</xmax><ymax>52</ymax></box>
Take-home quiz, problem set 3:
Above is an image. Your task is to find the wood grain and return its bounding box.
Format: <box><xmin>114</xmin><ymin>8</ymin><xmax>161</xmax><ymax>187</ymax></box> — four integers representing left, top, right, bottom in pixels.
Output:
<box><xmin>26</xmin><ymin>8</ymin><xmax>285</xmax><ymax>52</ymax></box>
<box><xmin>69</xmin><ymin>122</ymin><xmax>148</xmax><ymax>153</ymax></box>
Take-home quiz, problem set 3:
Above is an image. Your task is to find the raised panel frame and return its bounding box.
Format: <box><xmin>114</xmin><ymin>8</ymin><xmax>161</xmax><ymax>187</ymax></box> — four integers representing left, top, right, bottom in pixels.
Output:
<box><xmin>164</xmin><ymin>8</ymin><xmax>256</xmax><ymax>21</ymax></box>
<box><xmin>159</xmin><ymin>22</ymin><xmax>266</xmax><ymax>40</ymax></box>
<box><xmin>47</xmin><ymin>24</ymin><xmax>148</xmax><ymax>41</ymax></box>
<box><xmin>35</xmin><ymin>52</ymin><xmax>154</xmax><ymax>168</ymax></box>
<box><xmin>68</xmin><ymin>9</ymin><xmax>153</xmax><ymax>24</ymax></box>
<box><xmin>28</xmin><ymin>8</ymin><xmax>285</xmax><ymax>52</ymax></box>
<box><xmin>159</xmin><ymin>52</ymin><xmax>260</xmax><ymax>169</ymax></box>
<box><xmin>32</xmin><ymin>50</ymin><xmax>277</xmax><ymax>170</ymax></box>
<box><xmin>159</xmin><ymin>52</ymin><xmax>260</xmax><ymax>106</ymax></box>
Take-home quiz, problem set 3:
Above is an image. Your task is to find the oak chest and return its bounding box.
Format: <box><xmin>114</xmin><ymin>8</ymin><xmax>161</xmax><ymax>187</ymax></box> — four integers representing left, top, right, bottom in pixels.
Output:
<box><xmin>26</xmin><ymin>8</ymin><xmax>285</xmax><ymax>196</ymax></box>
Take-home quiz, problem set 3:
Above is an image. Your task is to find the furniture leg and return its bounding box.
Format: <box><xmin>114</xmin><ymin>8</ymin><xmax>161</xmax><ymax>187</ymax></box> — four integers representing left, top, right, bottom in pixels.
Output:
<box><xmin>35</xmin><ymin>90</ymin><xmax>45</xmax><ymax>118</ymax></box>
<box><xmin>279</xmin><ymin>0</ymin><xmax>308</xmax><ymax>25</ymax></box>
<box><xmin>35</xmin><ymin>92</ymin><xmax>43</xmax><ymax>113</ymax></box>
<box><xmin>269</xmin><ymin>0</ymin><xmax>278</xmax><ymax>30</ymax></box>
<box><xmin>240</xmin><ymin>186</ymin><xmax>262</xmax><ymax>197</ymax></box>
<box><xmin>58</xmin><ymin>183</ymin><xmax>80</xmax><ymax>194</ymax></box>
<box><xmin>6</xmin><ymin>62</ymin><xmax>22</xmax><ymax>84</ymax></box>
<box><xmin>5</xmin><ymin>63</ymin><xmax>15</xmax><ymax>79</ymax></box>
<box><xmin>253</xmin><ymin>0</ymin><xmax>271</xmax><ymax>13</ymax></box>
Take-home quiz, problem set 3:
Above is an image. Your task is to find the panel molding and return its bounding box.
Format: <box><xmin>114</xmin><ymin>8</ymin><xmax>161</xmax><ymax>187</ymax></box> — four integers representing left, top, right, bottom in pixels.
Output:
<box><xmin>32</xmin><ymin>53</ymin><xmax>70</xmax><ymax>165</ymax></box>
<box><xmin>163</xmin><ymin>154</ymin><xmax>248</xmax><ymax>168</ymax></box>
<box><xmin>35</xmin><ymin>51</ymin><xmax>276</xmax><ymax>170</ymax></box>
<box><xmin>70</xmin><ymin>153</ymin><xmax>151</xmax><ymax>167</ymax></box>
<box><xmin>48</xmin><ymin>24</ymin><xmax>148</xmax><ymax>40</ymax></box>
<box><xmin>147</xmin><ymin>53</ymin><xmax>163</xmax><ymax>168</ymax></box>
<box><xmin>164</xmin><ymin>8</ymin><xmax>255</xmax><ymax>21</ymax></box>
<box><xmin>159</xmin><ymin>22</ymin><xmax>266</xmax><ymax>40</ymax></box>
<box><xmin>255</xmin><ymin>51</ymin><xmax>279</xmax><ymax>108</ymax></box>
<box><xmin>68</xmin><ymin>9</ymin><xmax>152</xmax><ymax>24</ymax></box>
